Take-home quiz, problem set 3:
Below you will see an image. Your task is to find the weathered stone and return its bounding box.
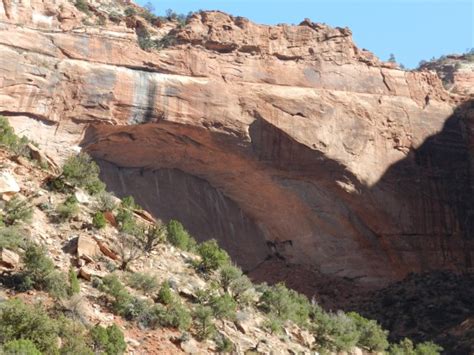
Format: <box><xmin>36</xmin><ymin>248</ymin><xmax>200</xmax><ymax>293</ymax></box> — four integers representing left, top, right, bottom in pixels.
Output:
<box><xmin>78</xmin><ymin>266</ymin><xmax>107</xmax><ymax>281</ymax></box>
<box><xmin>76</xmin><ymin>236</ymin><xmax>100</xmax><ymax>262</ymax></box>
<box><xmin>96</xmin><ymin>240</ymin><xmax>119</xmax><ymax>260</ymax></box>
<box><xmin>0</xmin><ymin>249</ymin><xmax>20</xmax><ymax>269</ymax></box>
<box><xmin>103</xmin><ymin>211</ymin><xmax>117</xmax><ymax>227</ymax></box>
<box><xmin>27</xmin><ymin>143</ymin><xmax>60</xmax><ymax>173</ymax></box>
<box><xmin>0</xmin><ymin>170</ymin><xmax>19</xmax><ymax>194</ymax></box>
<box><xmin>74</xmin><ymin>189</ymin><xmax>90</xmax><ymax>205</ymax></box>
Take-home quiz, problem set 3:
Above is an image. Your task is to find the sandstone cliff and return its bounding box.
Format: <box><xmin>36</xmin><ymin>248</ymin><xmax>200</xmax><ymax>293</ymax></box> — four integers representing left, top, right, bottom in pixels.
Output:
<box><xmin>0</xmin><ymin>0</ymin><xmax>473</xmax><ymax>291</ymax></box>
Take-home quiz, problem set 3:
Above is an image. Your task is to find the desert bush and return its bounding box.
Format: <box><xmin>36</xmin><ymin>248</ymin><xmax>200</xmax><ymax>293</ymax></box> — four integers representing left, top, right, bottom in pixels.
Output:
<box><xmin>100</xmin><ymin>274</ymin><xmax>150</xmax><ymax>320</ymax></box>
<box><xmin>121</xmin><ymin>196</ymin><xmax>140</xmax><ymax>210</ymax></box>
<box><xmin>196</xmin><ymin>239</ymin><xmax>229</xmax><ymax>272</ymax></box>
<box><xmin>116</xmin><ymin>232</ymin><xmax>144</xmax><ymax>270</ymax></box>
<box><xmin>0</xmin><ymin>116</ymin><xmax>31</xmax><ymax>157</ymax></box>
<box><xmin>92</xmin><ymin>211</ymin><xmax>107</xmax><ymax>229</ymax></box>
<box><xmin>126</xmin><ymin>272</ymin><xmax>159</xmax><ymax>294</ymax></box>
<box><xmin>347</xmin><ymin>311</ymin><xmax>389</xmax><ymax>351</ymax></box>
<box><xmin>43</xmin><ymin>271</ymin><xmax>69</xmax><ymax>299</ymax></box>
<box><xmin>20</xmin><ymin>244</ymin><xmax>69</xmax><ymax>298</ymax></box>
<box><xmin>219</xmin><ymin>263</ymin><xmax>242</xmax><ymax>293</ymax></box>
<box><xmin>219</xmin><ymin>264</ymin><xmax>253</xmax><ymax>303</ymax></box>
<box><xmin>389</xmin><ymin>338</ymin><xmax>442</xmax><ymax>355</ymax></box>
<box><xmin>62</xmin><ymin>153</ymin><xmax>105</xmax><ymax>194</ymax></box>
<box><xmin>214</xmin><ymin>333</ymin><xmax>234</xmax><ymax>352</ymax></box>
<box><xmin>146</xmin><ymin>302</ymin><xmax>191</xmax><ymax>331</ymax></box>
<box><xmin>91</xmin><ymin>324</ymin><xmax>127</xmax><ymax>355</ymax></box>
<box><xmin>166</xmin><ymin>220</ymin><xmax>196</xmax><ymax>251</ymax></box>
<box><xmin>0</xmin><ymin>300</ymin><xmax>59</xmax><ymax>353</ymax></box>
<box><xmin>74</xmin><ymin>0</ymin><xmax>90</xmax><ymax>14</ymax></box>
<box><xmin>96</xmin><ymin>191</ymin><xmax>117</xmax><ymax>212</ymax></box>
<box><xmin>139</xmin><ymin>223</ymin><xmax>166</xmax><ymax>252</ymax></box>
<box><xmin>69</xmin><ymin>268</ymin><xmax>80</xmax><ymax>295</ymax></box>
<box><xmin>2</xmin><ymin>196</ymin><xmax>33</xmax><ymax>226</ymax></box>
<box><xmin>259</xmin><ymin>282</ymin><xmax>311</xmax><ymax>327</ymax></box>
<box><xmin>2</xmin><ymin>338</ymin><xmax>42</xmax><ymax>354</ymax></box>
<box><xmin>108</xmin><ymin>11</ymin><xmax>123</xmax><ymax>23</ymax></box>
<box><xmin>156</xmin><ymin>280</ymin><xmax>174</xmax><ymax>305</ymax></box>
<box><xmin>311</xmin><ymin>306</ymin><xmax>360</xmax><ymax>352</ymax></box>
<box><xmin>55</xmin><ymin>195</ymin><xmax>79</xmax><ymax>222</ymax></box>
<box><xmin>193</xmin><ymin>305</ymin><xmax>216</xmax><ymax>340</ymax></box>
<box><xmin>115</xmin><ymin>208</ymin><xmax>138</xmax><ymax>233</ymax></box>
<box><xmin>0</xmin><ymin>226</ymin><xmax>25</xmax><ymax>250</ymax></box>
<box><xmin>209</xmin><ymin>294</ymin><xmax>237</xmax><ymax>323</ymax></box>
<box><xmin>124</xmin><ymin>7</ymin><xmax>136</xmax><ymax>16</ymax></box>
<box><xmin>56</xmin><ymin>315</ymin><xmax>93</xmax><ymax>355</ymax></box>
<box><xmin>263</xmin><ymin>314</ymin><xmax>284</xmax><ymax>334</ymax></box>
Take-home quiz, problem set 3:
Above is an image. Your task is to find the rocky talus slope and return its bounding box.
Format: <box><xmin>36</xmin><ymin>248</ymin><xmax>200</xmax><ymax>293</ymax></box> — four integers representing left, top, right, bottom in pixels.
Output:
<box><xmin>0</xmin><ymin>146</ymin><xmax>318</xmax><ymax>353</ymax></box>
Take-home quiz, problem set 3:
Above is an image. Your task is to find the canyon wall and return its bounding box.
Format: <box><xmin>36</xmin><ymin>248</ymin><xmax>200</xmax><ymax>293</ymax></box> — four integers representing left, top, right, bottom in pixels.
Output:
<box><xmin>1</xmin><ymin>0</ymin><xmax>473</xmax><ymax>286</ymax></box>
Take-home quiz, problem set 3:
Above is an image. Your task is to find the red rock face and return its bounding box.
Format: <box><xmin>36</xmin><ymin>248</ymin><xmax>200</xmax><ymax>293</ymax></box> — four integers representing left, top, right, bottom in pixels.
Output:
<box><xmin>0</xmin><ymin>3</ymin><xmax>473</xmax><ymax>287</ymax></box>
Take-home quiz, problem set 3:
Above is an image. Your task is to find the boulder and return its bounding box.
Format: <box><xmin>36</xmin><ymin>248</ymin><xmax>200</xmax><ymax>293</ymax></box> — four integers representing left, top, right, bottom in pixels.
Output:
<box><xmin>27</xmin><ymin>143</ymin><xmax>60</xmax><ymax>173</ymax></box>
<box><xmin>76</xmin><ymin>236</ymin><xmax>100</xmax><ymax>263</ymax></box>
<box><xmin>0</xmin><ymin>170</ymin><xmax>19</xmax><ymax>194</ymax></box>
<box><xmin>96</xmin><ymin>240</ymin><xmax>119</xmax><ymax>260</ymax></box>
<box><xmin>0</xmin><ymin>248</ymin><xmax>20</xmax><ymax>268</ymax></box>
<box><xmin>78</xmin><ymin>266</ymin><xmax>107</xmax><ymax>281</ymax></box>
<box><xmin>74</xmin><ymin>189</ymin><xmax>90</xmax><ymax>205</ymax></box>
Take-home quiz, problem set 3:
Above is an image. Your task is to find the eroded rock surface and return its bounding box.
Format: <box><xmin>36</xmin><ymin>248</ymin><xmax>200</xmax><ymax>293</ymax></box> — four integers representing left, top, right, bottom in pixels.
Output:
<box><xmin>0</xmin><ymin>1</ymin><xmax>473</xmax><ymax>288</ymax></box>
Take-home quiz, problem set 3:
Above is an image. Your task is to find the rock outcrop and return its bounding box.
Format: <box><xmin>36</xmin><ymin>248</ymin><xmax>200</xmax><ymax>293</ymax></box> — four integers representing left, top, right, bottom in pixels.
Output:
<box><xmin>0</xmin><ymin>0</ymin><xmax>473</xmax><ymax>289</ymax></box>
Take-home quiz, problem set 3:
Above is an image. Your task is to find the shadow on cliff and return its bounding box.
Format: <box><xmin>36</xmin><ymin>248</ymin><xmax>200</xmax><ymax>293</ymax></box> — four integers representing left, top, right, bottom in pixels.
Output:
<box><xmin>369</xmin><ymin>99</ymin><xmax>473</xmax><ymax>271</ymax></box>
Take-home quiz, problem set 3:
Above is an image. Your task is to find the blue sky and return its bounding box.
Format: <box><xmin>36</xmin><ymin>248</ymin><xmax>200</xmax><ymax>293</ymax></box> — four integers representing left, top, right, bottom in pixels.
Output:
<box><xmin>137</xmin><ymin>0</ymin><xmax>473</xmax><ymax>68</ymax></box>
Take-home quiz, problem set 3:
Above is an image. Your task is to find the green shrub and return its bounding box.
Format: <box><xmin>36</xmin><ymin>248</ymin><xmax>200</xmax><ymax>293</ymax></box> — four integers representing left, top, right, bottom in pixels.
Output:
<box><xmin>146</xmin><ymin>302</ymin><xmax>191</xmax><ymax>331</ymax></box>
<box><xmin>43</xmin><ymin>271</ymin><xmax>69</xmax><ymax>299</ymax></box>
<box><xmin>121</xmin><ymin>196</ymin><xmax>139</xmax><ymax>210</ymax></box>
<box><xmin>166</xmin><ymin>220</ymin><xmax>196</xmax><ymax>251</ymax></box>
<box><xmin>263</xmin><ymin>314</ymin><xmax>284</xmax><ymax>334</ymax></box>
<box><xmin>2</xmin><ymin>196</ymin><xmax>33</xmax><ymax>226</ymax></box>
<box><xmin>56</xmin><ymin>316</ymin><xmax>93</xmax><ymax>355</ymax></box>
<box><xmin>0</xmin><ymin>116</ymin><xmax>30</xmax><ymax>157</ymax></box>
<box><xmin>389</xmin><ymin>338</ymin><xmax>442</xmax><ymax>355</ymax></box>
<box><xmin>74</xmin><ymin>0</ymin><xmax>90</xmax><ymax>14</ymax></box>
<box><xmin>115</xmin><ymin>208</ymin><xmax>145</xmax><ymax>238</ymax></box>
<box><xmin>62</xmin><ymin>153</ymin><xmax>105</xmax><ymax>194</ymax></box>
<box><xmin>156</xmin><ymin>280</ymin><xmax>174</xmax><ymax>305</ymax></box>
<box><xmin>139</xmin><ymin>224</ymin><xmax>166</xmax><ymax>252</ymax></box>
<box><xmin>92</xmin><ymin>211</ymin><xmax>107</xmax><ymax>229</ymax></box>
<box><xmin>193</xmin><ymin>305</ymin><xmax>216</xmax><ymax>340</ymax></box>
<box><xmin>214</xmin><ymin>333</ymin><xmax>234</xmax><ymax>352</ymax></box>
<box><xmin>0</xmin><ymin>226</ymin><xmax>25</xmax><ymax>250</ymax></box>
<box><xmin>55</xmin><ymin>195</ymin><xmax>79</xmax><ymax>222</ymax></box>
<box><xmin>2</xmin><ymin>338</ymin><xmax>42</xmax><ymax>355</ymax></box>
<box><xmin>108</xmin><ymin>11</ymin><xmax>123</xmax><ymax>23</ymax></box>
<box><xmin>100</xmin><ymin>274</ymin><xmax>149</xmax><ymax>320</ymax></box>
<box><xmin>259</xmin><ymin>282</ymin><xmax>311</xmax><ymax>327</ymax></box>
<box><xmin>347</xmin><ymin>311</ymin><xmax>389</xmax><ymax>351</ymax></box>
<box><xmin>219</xmin><ymin>264</ymin><xmax>252</xmax><ymax>303</ymax></box>
<box><xmin>69</xmin><ymin>268</ymin><xmax>80</xmax><ymax>295</ymax></box>
<box><xmin>210</xmin><ymin>294</ymin><xmax>236</xmax><ymax>322</ymax></box>
<box><xmin>116</xmin><ymin>232</ymin><xmax>144</xmax><ymax>270</ymax></box>
<box><xmin>126</xmin><ymin>272</ymin><xmax>158</xmax><ymax>294</ymax></box>
<box><xmin>22</xmin><ymin>243</ymin><xmax>54</xmax><ymax>283</ymax></box>
<box><xmin>96</xmin><ymin>191</ymin><xmax>117</xmax><ymax>212</ymax></box>
<box><xmin>219</xmin><ymin>263</ymin><xmax>242</xmax><ymax>293</ymax></box>
<box><xmin>196</xmin><ymin>239</ymin><xmax>229</xmax><ymax>272</ymax></box>
<box><xmin>0</xmin><ymin>300</ymin><xmax>59</xmax><ymax>353</ymax></box>
<box><xmin>124</xmin><ymin>7</ymin><xmax>136</xmax><ymax>16</ymax></box>
<box><xmin>91</xmin><ymin>324</ymin><xmax>127</xmax><ymax>355</ymax></box>
<box><xmin>311</xmin><ymin>307</ymin><xmax>360</xmax><ymax>352</ymax></box>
